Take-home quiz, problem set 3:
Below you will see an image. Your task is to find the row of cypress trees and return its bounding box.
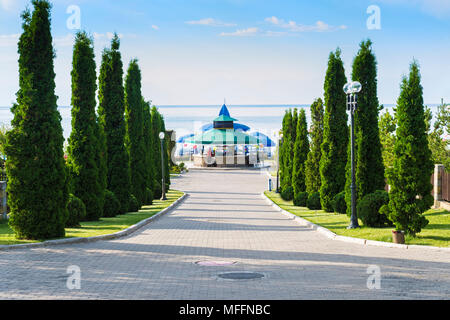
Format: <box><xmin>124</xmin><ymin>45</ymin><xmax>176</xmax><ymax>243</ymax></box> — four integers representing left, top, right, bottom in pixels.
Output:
<box><xmin>280</xmin><ymin>39</ymin><xmax>434</xmax><ymax>236</ymax></box>
<box><xmin>280</xmin><ymin>102</ymin><xmax>324</xmax><ymax>201</ymax></box>
<box><xmin>6</xmin><ymin>0</ymin><xmax>170</xmax><ymax>240</ymax></box>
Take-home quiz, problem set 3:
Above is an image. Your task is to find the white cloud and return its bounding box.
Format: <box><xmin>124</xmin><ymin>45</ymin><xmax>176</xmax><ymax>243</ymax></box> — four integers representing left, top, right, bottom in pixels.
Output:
<box><xmin>93</xmin><ymin>32</ymin><xmax>125</xmax><ymax>40</ymax></box>
<box><xmin>264</xmin><ymin>31</ymin><xmax>288</xmax><ymax>37</ymax></box>
<box><xmin>220</xmin><ymin>27</ymin><xmax>260</xmax><ymax>37</ymax></box>
<box><xmin>265</xmin><ymin>16</ymin><xmax>347</xmax><ymax>32</ymax></box>
<box><xmin>0</xmin><ymin>0</ymin><xmax>16</xmax><ymax>11</ymax></box>
<box><xmin>265</xmin><ymin>16</ymin><xmax>280</xmax><ymax>25</ymax></box>
<box><xmin>378</xmin><ymin>0</ymin><xmax>450</xmax><ymax>17</ymax></box>
<box><xmin>420</xmin><ymin>0</ymin><xmax>450</xmax><ymax>14</ymax></box>
<box><xmin>93</xmin><ymin>32</ymin><xmax>104</xmax><ymax>40</ymax></box>
<box><xmin>0</xmin><ymin>34</ymin><xmax>20</xmax><ymax>47</ymax></box>
<box><xmin>152</xmin><ymin>25</ymin><xmax>159</xmax><ymax>30</ymax></box>
<box><xmin>53</xmin><ymin>34</ymin><xmax>75</xmax><ymax>47</ymax></box>
<box><xmin>186</xmin><ymin>18</ymin><xmax>236</xmax><ymax>27</ymax></box>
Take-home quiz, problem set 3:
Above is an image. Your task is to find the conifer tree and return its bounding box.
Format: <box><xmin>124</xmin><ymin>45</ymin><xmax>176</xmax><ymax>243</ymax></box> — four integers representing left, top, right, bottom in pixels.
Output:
<box><xmin>280</xmin><ymin>110</ymin><xmax>294</xmax><ymax>191</ymax></box>
<box><xmin>379</xmin><ymin>110</ymin><xmax>397</xmax><ymax>169</ymax></box>
<box><xmin>159</xmin><ymin>113</ymin><xmax>171</xmax><ymax>189</ymax></box>
<box><xmin>428</xmin><ymin>103</ymin><xmax>450</xmax><ymax>168</ymax></box>
<box><xmin>98</xmin><ymin>34</ymin><xmax>131</xmax><ymax>214</ymax></box>
<box><xmin>305</xmin><ymin>98</ymin><xmax>324</xmax><ymax>194</ymax></box>
<box><xmin>142</xmin><ymin>99</ymin><xmax>154</xmax><ymax>194</ymax></box>
<box><xmin>151</xmin><ymin>106</ymin><xmax>162</xmax><ymax>188</ymax></box>
<box><xmin>345</xmin><ymin>40</ymin><xmax>385</xmax><ymax>214</ymax></box>
<box><xmin>319</xmin><ymin>49</ymin><xmax>348</xmax><ymax>212</ymax></box>
<box><xmin>292</xmin><ymin>109</ymin><xmax>309</xmax><ymax>197</ymax></box>
<box><xmin>6</xmin><ymin>0</ymin><xmax>68</xmax><ymax>239</ymax></box>
<box><xmin>125</xmin><ymin>59</ymin><xmax>146</xmax><ymax>206</ymax></box>
<box><xmin>292</xmin><ymin>108</ymin><xmax>298</xmax><ymax>145</ymax></box>
<box><xmin>67</xmin><ymin>32</ymin><xmax>103</xmax><ymax>221</ymax></box>
<box><xmin>279</xmin><ymin>111</ymin><xmax>287</xmax><ymax>191</ymax></box>
<box><xmin>382</xmin><ymin>61</ymin><xmax>434</xmax><ymax>236</ymax></box>
<box><xmin>95</xmin><ymin>116</ymin><xmax>108</xmax><ymax>214</ymax></box>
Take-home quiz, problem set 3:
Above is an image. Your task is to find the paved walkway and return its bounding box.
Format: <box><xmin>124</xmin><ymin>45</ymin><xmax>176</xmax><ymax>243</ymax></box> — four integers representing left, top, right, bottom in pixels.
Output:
<box><xmin>0</xmin><ymin>169</ymin><xmax>449</xmax><ymax>300</ymax></box>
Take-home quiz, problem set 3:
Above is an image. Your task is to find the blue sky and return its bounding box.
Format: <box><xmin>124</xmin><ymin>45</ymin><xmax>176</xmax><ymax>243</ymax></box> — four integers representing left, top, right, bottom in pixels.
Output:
<box><xmin>0</xmin><ymin>0</ymin><xmax>449</xmax><ymax>106</ymax></box>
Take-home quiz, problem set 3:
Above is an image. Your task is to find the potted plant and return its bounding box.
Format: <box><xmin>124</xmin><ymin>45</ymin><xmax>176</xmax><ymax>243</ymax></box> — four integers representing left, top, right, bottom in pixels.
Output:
<box><xmin>392</xmin><ymin>230</ymin><xmax>405</xmax><ymax>244</ymax></box>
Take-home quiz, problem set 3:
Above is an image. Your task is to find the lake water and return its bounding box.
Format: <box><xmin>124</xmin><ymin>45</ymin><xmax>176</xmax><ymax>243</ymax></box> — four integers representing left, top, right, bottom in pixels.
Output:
<box><xmin>0</xmin><ymin>104</ymin><xmax>440</xmax><ymax>142</ymax></box>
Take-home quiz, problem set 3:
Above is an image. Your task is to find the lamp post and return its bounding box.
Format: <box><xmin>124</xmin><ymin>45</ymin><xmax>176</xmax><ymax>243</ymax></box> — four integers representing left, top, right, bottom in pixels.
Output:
<box><xmin>344</xmin><ymin>81</ymin><xmax>362</xmax><ymax>229</ymax></box>
<box><xmin>276</xmin><ymin>133</ymin><xmax>283</xmax><ymax>193</ymax></box>
<box><xmin>159</xmin><ymin>131</ymin><xmax>167</xmax><ymax>201</ymax></box>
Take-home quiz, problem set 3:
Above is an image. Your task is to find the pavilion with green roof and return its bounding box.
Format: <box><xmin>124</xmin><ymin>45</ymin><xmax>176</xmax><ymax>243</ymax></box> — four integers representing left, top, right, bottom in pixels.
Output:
<box><xmin>185</xmin><ymin>104</ymin><xmax>264</xmax><ymax>167</ymax></box>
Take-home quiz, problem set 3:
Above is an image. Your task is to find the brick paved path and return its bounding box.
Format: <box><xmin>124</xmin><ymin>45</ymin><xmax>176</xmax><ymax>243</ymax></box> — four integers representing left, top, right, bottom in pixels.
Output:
<box><xmin>0</xmin><ymin>169</ymin><xmax>449</xmax><ymax>299</ymax></box>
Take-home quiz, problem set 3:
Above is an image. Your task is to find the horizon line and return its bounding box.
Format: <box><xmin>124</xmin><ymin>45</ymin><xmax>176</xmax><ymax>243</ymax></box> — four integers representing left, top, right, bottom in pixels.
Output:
<box><xmin>0</xmin><ymin>103</ymin><xmax>444</xmax><ymax>108</ymax></box>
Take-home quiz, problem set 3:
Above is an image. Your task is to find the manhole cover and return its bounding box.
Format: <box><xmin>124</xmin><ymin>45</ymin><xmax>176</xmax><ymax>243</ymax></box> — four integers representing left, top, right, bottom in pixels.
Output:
<box><xmin>218</xmin><ymin>272</ymin><xmax>265</xmax><ymax>280</ymax></box>
<box><xmin>195</xmin><ymin>260</ymin><xmax>237</xmax><ymax>266</ymax></box>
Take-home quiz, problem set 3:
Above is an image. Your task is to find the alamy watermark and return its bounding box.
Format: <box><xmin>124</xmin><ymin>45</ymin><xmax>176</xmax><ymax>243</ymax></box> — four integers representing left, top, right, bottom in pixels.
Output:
<box><xmin>66</xmin><ymin>265</ymin><xmax>81</xmax><ymax>290</ymax></box>
<box><xmin>66</xmin><ymin>5</ymin><xmax>81</xmax><ymax>30</ymax></box>
<box><xmin>367</xmin><ymin>5</ymin><xmax>381</xmax><ymax>30</ymax></box>
<box><xmin>366</xmin><ymin>265</ymin><xmax>381</xmax><ymax>290</ymax></box>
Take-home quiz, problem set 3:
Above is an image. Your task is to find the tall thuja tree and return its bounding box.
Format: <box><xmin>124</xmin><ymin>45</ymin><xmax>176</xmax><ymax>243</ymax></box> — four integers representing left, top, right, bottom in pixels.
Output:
<box><xmin>319</xmin><ymin>49</ymin><xmax>348</xmax><ymax>212</ymax></box>
<box><xmin>305</xmin><ymin>98</ymin><xmax>324</xmax><ymax>194</ymax></box>
<box><xmin>142</xmin><ymin>99</ymin><xmax>154</xmax><ymax>196</ymax></box>
<box><xmin>151</xmin><ymin>106</ymin><xmax>163</xmax><ymax>196</ymax></box>
<box><xmin>159</xmin><ymin>113</ymin><xmax>171</xmax><ymax>189</ymax></box>
<box><xmin>292</xmin><ymin>109</ymin><xmax>309</xmax><ymax>197</ymax></box>
<box><xmin>345</xmin><ymin>40</ymin><xmax>385</xmax><ymax>214</ymax></box>
<box><xmin>278</xmin><ymin>111</ymin><xmax>287</xmax><ymax>191</ymax></box>
<box><xmin>6</xmin><ymin>0</ymin><xmax>68</xmax><ymax>239</ymax></box>
<box><xmin>67</xmin><ymin>32</ymin><xmax>102</xmax><ymax>221</ymax></box>
<box><xmin>98</xmin><ymin>34</ymin><xmax>131</xmax><ymax>214</ymax></box>
<box><xmin>291</xmin><ymin>108</ymin><xmax>298</xmax><ymax>146</ymax></box>
<box><xmin>289</xmin><ymin>109</ymin><xmax>297</xmax><ymax>168</ymax></box>
<box><xmin>382</xmin><ymin>61</ymin><xmax>434</xmax><ymax>236</ymax></box>
<box><xmin>94</xmin><ymin>116</ymin><xmax>107</xmax><ymax>212</ymax></box>
<box><xmin>379</xmin><ymin>109</ymin><xmax>397</xmax><ymax>169</ymax></box>
<box><xmin>280</xmin><ymin>110</ymin><xmax>294</xmax><ymax>191</ymax></box>
<box><xmin>428</xmin><ymin>103</ymin><xmax>450</xmax><ymax>168</ymax></box>
<box><xmin>125</xmin><ymin>59</ymin><xmax>146</xmax><ymax>206</ymax></box>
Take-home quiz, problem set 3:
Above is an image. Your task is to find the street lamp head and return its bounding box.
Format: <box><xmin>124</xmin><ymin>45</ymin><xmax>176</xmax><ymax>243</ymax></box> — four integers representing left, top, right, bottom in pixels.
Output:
<box><xmin>343</xmin><ymin>81</ymin><xmax>362</xmax><ymax>95</ymax></box>
<box><xmin>343</xmin><ymin>83</ymin><xmax>351</xmax><ymax>95</ymax></box>
<box><xmin>159</xmin><ymin>132</ymin><xmax>165</xmax><ymax>140</ymax></box>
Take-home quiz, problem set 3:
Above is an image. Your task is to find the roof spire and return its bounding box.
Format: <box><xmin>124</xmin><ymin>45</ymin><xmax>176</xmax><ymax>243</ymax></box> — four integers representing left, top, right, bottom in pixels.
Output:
<box><xmin>219</xmin><ymin>102</ymin><xmax>231</xmax><ymax>117</ymax></box>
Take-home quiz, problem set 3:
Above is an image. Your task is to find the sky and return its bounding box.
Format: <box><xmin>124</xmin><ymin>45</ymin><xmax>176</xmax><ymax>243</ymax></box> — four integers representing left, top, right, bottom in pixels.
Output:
<box><xmin>0</xmin><ymin>0</ymin><xmax>449</xmax><ymax>106</ymax></box>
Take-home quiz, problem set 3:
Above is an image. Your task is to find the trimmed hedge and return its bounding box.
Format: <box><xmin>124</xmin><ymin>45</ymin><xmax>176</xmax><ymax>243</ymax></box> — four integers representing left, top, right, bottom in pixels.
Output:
<box><xmin>357</xmin><ymin>190</ymin><xmax>392</xmax><ymax>227</ymax></box>
<box><xmin>153</xmin><ymin>179</ymin><xmax>162</xmax><ymax>200</ymax></box>
<box><xmin>144</xmin><ymin>188</ymin><xmax>153</xmax><ymax>206</ymax></box>
<box><xmin>66</xmin><ymin>194</ymin><xmax>86</xmax><ymax>228</ymax></box>
<box><xmin>307</xmin><ymin>192</ymin><xmax>321</xmax><ymax>210</ymax></box>
<box><xmin>103</xmin><ymin>190</ymin><xmax>121</xmax><ymax>217</ymax></box>
<box><xmin>129</xmin><ymin>194</ymin><xmax>140</xmax><ymax>213</ymax></box>
<box><xmin>333</xmin><ymin>191</ymin><xmax>347</xmax><ymax>214</ymax></box>
<box><xmin>281</xmin><ymin>186</ymin><xmax>294</xmax><ymax>201</ymax></box>
<box><xmin>294</xmin><ymin>192</ymin><xmax>309</xmax><ymax>207</ymax></box>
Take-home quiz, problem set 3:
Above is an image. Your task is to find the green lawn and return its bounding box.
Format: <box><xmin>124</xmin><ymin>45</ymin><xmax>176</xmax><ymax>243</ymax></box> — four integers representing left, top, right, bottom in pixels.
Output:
<box><xmin>265</xmin><ymin>191</ymin><xmax>450</xmax><ymax>248</ymax></box>
<box><xmin>0</xmin><ymin>190</ymin><xmax>184</xmax><ymax>246</ymax></box>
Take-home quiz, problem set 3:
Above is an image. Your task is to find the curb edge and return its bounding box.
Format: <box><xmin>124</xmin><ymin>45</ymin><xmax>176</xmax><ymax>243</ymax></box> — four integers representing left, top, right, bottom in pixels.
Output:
<box><xmin>261</xmin><ymin>192</ymin><xmax>450</xmax><ymax>252</ymax></box>
<box><xmin>0</xmin><ymin>192</ymin><xmax>187</xmax><ymax>251</ymax></box>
